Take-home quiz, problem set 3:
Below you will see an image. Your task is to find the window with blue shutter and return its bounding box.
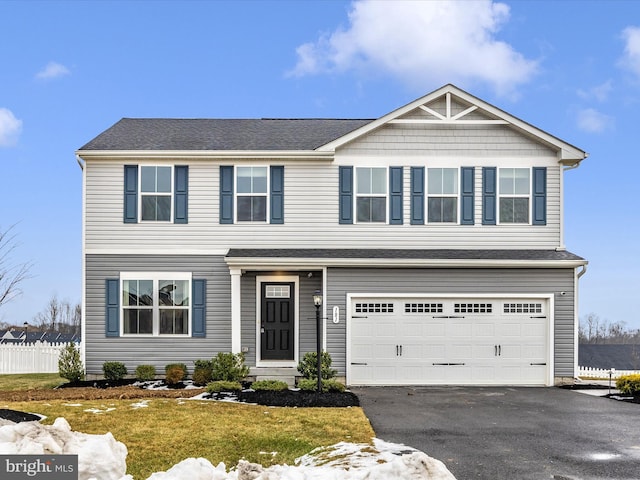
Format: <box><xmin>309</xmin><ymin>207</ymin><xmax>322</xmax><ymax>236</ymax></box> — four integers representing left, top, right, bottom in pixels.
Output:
<box><xmin>389</xmin><ymin>167</ymin><xmax>403</xmax><ymax>225</ymax></box>
<box><xmin>124</xmin><ymin>165</ymin><xmax>138</xmax><ymax>223</ymax></box>
<box><xmin>174</xmin><ymin>165</ymin><xmax>188</xmax><ymax>224</ymax></box>
<box><xmin>461</xmin><ymin>167</ymin><xmax>475</xmax><ymax>225</ymax></box>
<box><xmin>270</xmin><ymin>166</ymin><xmax>284</xmax><ymax>224</ymax></box>
<box><xmin>105</xmin><ymin>279</ymin><xmax>120</xmax><ymax>337</ymax></box>
<box><xmin>220</xmin><ymin>166</ymin><xmax>234</xmax><ymax>224</ymax></box>
<box><xmin>532</xmin><ymin>167</ymin><xmax>547</xmax><ymax>225</ymax></box>
<box><xmin>192</xmin><ymin>279</ymin><xmax>206</xmax><ymax>338</ymax></box>
<box><xmin>482</xmin><ymin>167</ymin><xmax>497</xmax><ymax>225</ymax></box>
<box><xmin>410</xmin><ymin>167</ymin><xmax>424</xmax><ymax>225</ymax></box>
<box><xmin>339</xmin><ymin>166</ymin><xmax>353</xmax><ymax>224</ymax></box>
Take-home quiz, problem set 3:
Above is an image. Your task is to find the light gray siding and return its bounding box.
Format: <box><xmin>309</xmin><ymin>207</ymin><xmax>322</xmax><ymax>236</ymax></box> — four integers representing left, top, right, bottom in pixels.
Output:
<box><xmin>325</xmin><ymin>267</ymin><xmax>576</xmax><ymax>378</ymax></box>
<box><xmin>85</xmin><ymin>254</ymin><xmax>231</xmax><ymax>375</ymax></box>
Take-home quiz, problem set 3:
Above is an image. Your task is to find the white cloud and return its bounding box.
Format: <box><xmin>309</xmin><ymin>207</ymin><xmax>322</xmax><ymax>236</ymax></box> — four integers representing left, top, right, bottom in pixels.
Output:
<box><xmin>36</xmin><ymin>61</ymin><xmax>70</xmax><ymax>80</ymax></box>
<box><xmin>0</xmin><ymin>108</ymin><xmax>22</xmax><ymax>147</ymax></box>
<box><xmin>289</xmin><ymin>0</ymin><xmax>538</xmax><ymax>97</ymax></box>
<box><xmin>577</xmin><ymin>80</ymin><xmax>613</xmax><ymax>102</ymax></box>
<box><xmin>576</xmin><ymin>108</ymin><xmax>613</xmax><ymax>133</ymax></box>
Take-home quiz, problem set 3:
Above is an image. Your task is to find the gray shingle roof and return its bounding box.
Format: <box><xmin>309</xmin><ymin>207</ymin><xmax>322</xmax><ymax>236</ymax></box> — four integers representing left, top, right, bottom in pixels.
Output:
<box><xmin>225</xmin><ymin>249</ymin><xmax>585</xmax><ymax>261</ymax></box>
<box><xmin>579</xmin><ymin>344</ymin><xmax>640</xmax><ymax>370</ymax></box>
<box><xmin>79</xmin><ymin>118</ymin><xmax>374</xmax><ymax>151</ymax></box>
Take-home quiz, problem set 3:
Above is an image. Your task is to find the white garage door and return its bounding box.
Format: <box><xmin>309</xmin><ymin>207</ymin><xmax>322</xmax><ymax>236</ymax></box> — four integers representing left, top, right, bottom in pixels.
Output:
<box><xmin>348</xmin><ymin>297</ymin><xmax>550</xmax><ymax>386</ymax></box>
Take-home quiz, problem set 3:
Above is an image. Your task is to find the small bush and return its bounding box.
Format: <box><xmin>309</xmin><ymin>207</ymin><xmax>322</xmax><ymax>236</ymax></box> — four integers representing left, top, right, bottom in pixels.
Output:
<box><xmin>252</xmin><ymin>379</ymin><xmax>289</xmax><ymax>391</ymax></box>
<box><xmin>102</xmin><ymin>361</ymin><xmax>127</xmax><ymax>381</ymax></box>
<box><xmin>135</xmin><ymin>365</ymin><xmax>156</xmax><ymax>381</ymax></box>
<box><xmin>58</xmin><ymin>343</ymin><xmax>84</xmax><ymax>383</ymax></box>
<box><xmin>206</xmin><ymin>380</ymin><xmax>242</xmax><ymax>393</ymax></box>
<box><xmin>192</xmin><ymin>360</ymin><xmax>213</xmax><ymax>386</ymax></box>
<box><xmin>616</xmin><ymin>374</ymin><xmax>640</xmax><ymax>395</ymax></box>
<box><xmin>297</xmin><ymin>351</ymin><xmax>337</xmax><ymax>380</ymax></box>
<box><xmin>211</xmin><ymin>352</ymin><xmax>249</xmax><ymax>382</ymax></box>
<box><xmin>165</xmin><ymin>364</ymin><xmax>186</xmax><ymax>385</ymax></box>
<box><xmin>297</xmin><ymin>378</ymin><xmax>346</xmax><ymax>393</ymax></box>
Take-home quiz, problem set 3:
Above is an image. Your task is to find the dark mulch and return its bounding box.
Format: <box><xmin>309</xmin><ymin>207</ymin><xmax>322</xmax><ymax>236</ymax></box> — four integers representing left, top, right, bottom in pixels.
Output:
<box><xmin>605</xmin><ymin>394</ymin><xmax>640</xmax><ymax>404</ymax></box>
<box><xmin>238</xmin><ymin>389</ymin><xmax>359</xmax><ymax>407</ymax></box>
<box><xmin>0</xmin><ymin>409</ymin><xmax>41</xmax><ymax>423</ymax></box>
<box><xmin>56</xmin><ymin>379</ymin><xmax>191</xmax><ymax>389</ymax></box>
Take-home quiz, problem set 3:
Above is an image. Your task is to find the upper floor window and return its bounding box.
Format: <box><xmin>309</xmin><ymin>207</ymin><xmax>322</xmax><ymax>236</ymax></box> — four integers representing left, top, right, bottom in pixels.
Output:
<box><xmin>356</xmin><ymin>167</ymin><xmax>387</xmax><ymax>223</ymax></box>
<box><xmin>428</xmin><ymin>168</ymin><xmax>458</xmax><ymax>223</ymax></box>
<box><xmin>499</xmin><ymin>168</ymin><xmax>530</xmax><ymax>223</ymax></box>
<box><xmin>122</xmin><ymin>273</ymin><xmax>191</xmax><ymax>336</ymax></box>
<box><xmin>140</xmin><ymin>166</ymin><xmax>172</xmax><ymax>222</ymax></box>
<box><xmin>237</xmin><ymin>166</ymin><xmax>268</xmax><ymax>222</ymax></box>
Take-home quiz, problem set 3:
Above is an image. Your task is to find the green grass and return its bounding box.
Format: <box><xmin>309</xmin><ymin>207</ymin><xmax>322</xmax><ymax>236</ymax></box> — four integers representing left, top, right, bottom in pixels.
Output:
<box><xmin>0</xmin><ymin>373</ymin><xmax>67</xmax><ymax>390</ymax></box>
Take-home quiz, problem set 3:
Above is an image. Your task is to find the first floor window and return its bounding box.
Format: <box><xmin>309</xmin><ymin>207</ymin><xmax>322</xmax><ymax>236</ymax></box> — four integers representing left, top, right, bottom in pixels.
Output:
<box><xmin>428</xmin><ymin>168</ymin><xmax>458</xmax><ymax>223</ymax></box>
<box><xmin>122</xmin><ymin>273</ymin><xmax>191</xmax><ymax>335</ymax></box>
<box><xmin>499</xmin><ymin>168</ymin><xmax>530</xmax><ymax>223</ymax></box>
<box><xmin>356</xmin><ymin>167</ymin><xmax>387</xmax><ymax>222</ymax></box>
<box><xmin>140</xmin><ymin>166</ymin><xmax>172</xmax><ymax>221</ymax></box>
<box><xmin>237</xmin><ymin>166</ymin><xmax>267</xmax><ymax>221</ymax></box>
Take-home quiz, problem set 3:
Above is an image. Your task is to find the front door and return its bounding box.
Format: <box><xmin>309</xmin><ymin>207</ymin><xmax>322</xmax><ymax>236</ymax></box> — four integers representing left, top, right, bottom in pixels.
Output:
<box><xmin>260</xmin><ymin>282</ymin><xmax>295</xmax><ymax>361</ymax></box>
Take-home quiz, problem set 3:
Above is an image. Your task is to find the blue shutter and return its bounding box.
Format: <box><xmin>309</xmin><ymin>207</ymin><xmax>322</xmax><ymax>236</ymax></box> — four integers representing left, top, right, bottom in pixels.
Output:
<box><xmin>123</xmin><ymin>165</ymin><xmax>138</xmax><ymax>223</ymax></box>
<box><xmin>339</xmin><ymin>166</ymin><xmax>353</xmax><ymax>224</ymax></box>
<box><xmin>270</xmin><ymin>166</ymin><xmax>284</xmax><ymax>224</ymax></box>
<box><xmin>389</xmin><ymin>167</ymin><xmax>403</xmax><ymax>225</ymax></box>
<box><xmin>461</xmin><ymin>167</ymin><xmax>475</xmax><ymax>225</ymax></box>
<box><xmin>482</xmin><ymin>167</ymin><xmax>497</xmax><ymax>225</ymax></box>
<box><xmin>220</xmin><ymin>166</ymin><xmax>234</xmax><ymax>224</ymax></box>
<box><xmin>105</xmin><ymin>279</ymin><xmax>120</xmax><ymax>337</ymax></box>
<box><xmin>410</xmin><ymin>167</ymin><xmax>424</xmax><ymax>225</ymax></box>
<box><xmin>532</xmin><ymin>167</ymin><xmax>547</xmax><ymax>225</ymax></box>
<box><xmin>192</xmin><ymin>279</ymin><xmax>206</xmax><ymax>338</ymax></box>
<box><xmin>174</xmin><ymin>165</ymin><xmax>188</xmax><ymax>224</ymax></box>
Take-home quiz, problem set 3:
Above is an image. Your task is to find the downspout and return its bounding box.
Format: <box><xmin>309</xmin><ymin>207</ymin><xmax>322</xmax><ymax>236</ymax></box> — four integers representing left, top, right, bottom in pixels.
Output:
<box><xmin>76</xmin><ymin>154</ymin><xmax>87</xmax><ymax>373</ymax></box>
<box><xmin>574</xmin><ymin>264</ymin><xmax>588</xmax><ymax>381</ymax></box>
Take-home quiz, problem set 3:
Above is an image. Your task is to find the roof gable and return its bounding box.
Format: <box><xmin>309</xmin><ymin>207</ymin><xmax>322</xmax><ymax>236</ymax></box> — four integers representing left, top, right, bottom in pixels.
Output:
<box><xmin>318</xmin><ymin>84</ymin><xmax>587</xmax><ymax>164</ymax></box>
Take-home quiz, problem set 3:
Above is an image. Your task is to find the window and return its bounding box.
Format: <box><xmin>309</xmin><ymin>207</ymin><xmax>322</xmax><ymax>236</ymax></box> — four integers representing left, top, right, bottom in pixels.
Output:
<box><xmin>499</xmin><ymin>168</ymin><xmax>530</xmax><ymax>223</ymax></box>
<box><xmin>121</xmin><ymin>273</ymin><xmax>191</xmax><ymax>336</ymax></box>
<box><xmin>428</xmin><ymin>168</ymin><xmax>458</xmax><ymax>223</ymax></box>
<box><xmin>356</xmin><ymin>167</ymin><xmax>387</xmax><ymax>222</ymax></box>
<box><xmin>355</xmin><ymin>302</ymin><xmax>394</xmax><ymax>313</ymax></box>
<box><xmin>237</xmin><ymin>166</ymin><xmax>267</xmax><ymax>222</ymax></box>
<box><xmin>141</xmin><ymin>166</ymin><xmax>172</xmax><ymax>221</ymax></box>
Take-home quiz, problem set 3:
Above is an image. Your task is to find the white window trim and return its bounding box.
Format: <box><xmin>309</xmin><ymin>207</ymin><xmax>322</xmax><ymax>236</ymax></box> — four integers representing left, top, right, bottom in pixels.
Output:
<box><xmin>139</xmin><ymin>165</ymin><xmax>174</xmax><ymax>223</ymax></box>
<box><xmin>497</xmin><ymin>167</ymin><xmax>531</xmax><ymax>225</ymax></box>
<box><xmin>235</xmin><ymin>165</ymin><xmax>270</xmax><ymax>223</ymax></box>
<box><xmin>427</xmin><ymin>167</ymin><xmax>459</xmax><ymax>224</ymax></box>
<box><xmin>355</xmin><ymin>166</ymin><xmax>388</xmax><ymax>224</ymax></box>
<box><xmin>120</xmin><ymin>272</ymin><xmax>192</xmax><ymax>337</ymax></box>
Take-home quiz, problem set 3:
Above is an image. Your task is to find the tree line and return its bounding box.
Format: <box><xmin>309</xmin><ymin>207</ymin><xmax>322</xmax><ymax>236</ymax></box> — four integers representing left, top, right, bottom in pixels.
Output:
<box><xmin>579</xmin><ymin>313</ymin><xmax>640</xmax><ymax>344</ymax></box>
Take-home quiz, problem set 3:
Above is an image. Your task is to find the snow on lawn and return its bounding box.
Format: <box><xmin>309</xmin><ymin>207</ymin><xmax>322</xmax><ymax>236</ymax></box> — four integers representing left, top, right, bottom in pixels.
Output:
<box><xmin>0</xmin><ymin>416</ymin><xmax>456</xmax><ymax>480</ymax></box>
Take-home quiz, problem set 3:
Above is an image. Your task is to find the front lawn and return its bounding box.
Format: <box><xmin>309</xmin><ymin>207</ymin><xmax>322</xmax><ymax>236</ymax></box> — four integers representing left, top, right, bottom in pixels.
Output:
<box><xmin>3</xmin><ymin>397</ymin><xmax>375</xmax><ymax>480</ymax></box>
<box><xmin>0</xmin><ymin>373</ymin><xmax>66</xmax><ymax>391</ymax></box>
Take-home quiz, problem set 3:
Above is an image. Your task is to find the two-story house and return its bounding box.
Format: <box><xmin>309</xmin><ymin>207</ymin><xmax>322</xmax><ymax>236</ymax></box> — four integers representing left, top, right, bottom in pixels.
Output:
<box><xmin>77</xmin><ymin>84</ymin><xmax>587</xmax><ymax>386</ymax></box>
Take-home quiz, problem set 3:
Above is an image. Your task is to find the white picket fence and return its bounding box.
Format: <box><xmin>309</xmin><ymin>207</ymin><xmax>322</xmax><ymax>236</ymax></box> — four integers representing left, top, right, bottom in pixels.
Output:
<box><xmin>578</xmin><ymin>366</ymin><xmax>640</xmax><ymax>379</ymax></box>
<box><xmin>0</xmin><ymin>341</ymin><xmax>73</xmax><ymax>374</ymax></box>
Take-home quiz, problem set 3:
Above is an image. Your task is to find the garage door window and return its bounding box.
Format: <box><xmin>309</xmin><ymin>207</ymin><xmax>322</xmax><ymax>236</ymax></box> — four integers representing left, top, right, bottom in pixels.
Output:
<box><xmin>404</xmin><ymin>303</ymin><xmax>443</xmax><ymax>313</ymax></box>
<box><xmin>454</xmin><ymin>303</ymin><xmax>493</xmax><ymax>313</ymax></box>
<box><xmin>355</xmin><ymin>302</ymin><xmax>394</xmax><ymax>313</ymax></box>
<box><xmin>503</xmin><ymin>303</ymin><xmax>542</xmax><ymax>314</ymax></box>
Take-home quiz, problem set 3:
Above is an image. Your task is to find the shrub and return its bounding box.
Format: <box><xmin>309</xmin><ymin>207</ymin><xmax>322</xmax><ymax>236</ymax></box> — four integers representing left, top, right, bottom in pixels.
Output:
<box><xmin>58</xmin><ymin>343</ymin><xmax>84</xmax><ymax>383</ymax></box>
<box><xmin>616</xmin><ymin>374</ymin><xmax>640</xmax><ymax>395</ymax></box>
<box><xmin>165</xmin><ymin>364</ymin><xmax>187</xmax><ymax>385</ymax></box>
<box><xmin>252</xmin><ymin>379</ymin><xmax>289</xmax><ymax>391</ymax></box>
<box><xmin>135</xmin><ymin>364</ymin><xmax>156</xmax><ymax>381</ymax></box>
<box><xmin>206</xmin><ymin>380</ymin><xmax>242</xmax><ymax>393</ymax></box>
<box><xmin>192</xmin><ymin>360</ymin><xmax>213</xmax><ymax>386</ymax></box>
<box><xmin>298</xmin><ymin>378</ymin><xmax>346</xmax><ymax>393</ymax></box>
<box><xmin>103</xmin><ymin>361</ymin><xmax>128</xmax><ymax>381</ymax></box>
<box><xmin>297</xmin><ymin>351</ymin><xmax>337</xmax><ymax>380</ymax></box>
<box><xmin>210</xmin><ymin>352</ymin><xmax>249</xmax><ymax>382</ymax></box>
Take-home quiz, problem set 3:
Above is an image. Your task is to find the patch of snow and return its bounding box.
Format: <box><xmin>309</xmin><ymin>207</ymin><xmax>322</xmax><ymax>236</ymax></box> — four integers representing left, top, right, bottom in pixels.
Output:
<box><xmin>62</xmin><ymin>403</ymin><xmax>83</xmax><ymax>407</ymax></box>
<box><xmin>84</xmin><ymin>407</ymin><xmax>117</xmax><ymax>414</ymax></box>
<box><xmin>130</xmin><ymin>400</ymin><xmax>150</xmax><ymax>409</ymax></box>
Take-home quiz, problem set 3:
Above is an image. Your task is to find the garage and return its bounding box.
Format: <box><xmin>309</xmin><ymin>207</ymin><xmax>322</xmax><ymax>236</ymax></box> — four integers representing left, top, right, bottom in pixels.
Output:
<box><xmin>347</xmin><ymin>295</ymin><xmax>551</xmax><ymax>386</ymax></box>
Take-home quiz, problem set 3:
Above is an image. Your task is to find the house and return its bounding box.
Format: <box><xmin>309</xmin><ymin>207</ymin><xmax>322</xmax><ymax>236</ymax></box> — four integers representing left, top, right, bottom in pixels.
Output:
<box><xmin>76</xmin><ymin>84</ymin><xmax>587</xmax><ymax>386</ymax></box>
<box><xmin>0</xmin><ymin>329</ymin><xmax>81</xmax><ymax>344</ymax></box>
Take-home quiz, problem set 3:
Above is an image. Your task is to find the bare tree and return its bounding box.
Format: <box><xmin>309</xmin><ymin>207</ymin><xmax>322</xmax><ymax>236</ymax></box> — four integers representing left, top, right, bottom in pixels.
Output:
<box><xmin>580</xmin><ymin>313</ymin><xmax>640</xmax><ymax>344</ymax></box>
<box><xmin>0</xmin><ymin>225</ymin><xmax>32</xmax><ymax>309</ymax></box>
<box><xmin>33</xmin><ymin>295</ymin><xmax>81</xmax><ymax>335</ymax></box>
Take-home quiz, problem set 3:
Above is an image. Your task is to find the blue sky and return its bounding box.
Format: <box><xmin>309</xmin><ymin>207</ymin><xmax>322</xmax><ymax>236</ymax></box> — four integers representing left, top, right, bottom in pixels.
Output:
<box><xmin>1</xmin><ymin>0</ymin><xmax>639</xmax><ymax>329</ymax></box>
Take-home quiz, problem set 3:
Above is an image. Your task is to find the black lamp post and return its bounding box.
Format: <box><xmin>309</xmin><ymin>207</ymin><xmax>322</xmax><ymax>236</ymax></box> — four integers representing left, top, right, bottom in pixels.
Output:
<box><xmin>313</xmin><ymin>290</ymin><xmax>323</xmax><ymax>393</ymax></box>
<box><xmin>23</xmin><ymin>322</ymin><xmax>28</xmax><ymax>343</ymax></box>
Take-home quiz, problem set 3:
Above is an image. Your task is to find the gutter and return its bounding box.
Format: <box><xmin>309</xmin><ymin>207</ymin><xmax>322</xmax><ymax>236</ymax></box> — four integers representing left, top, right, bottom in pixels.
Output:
<box><xmin>75</xmin><ymin>149</ymin><xmax>335</xmax><ymax>160</ymax></box>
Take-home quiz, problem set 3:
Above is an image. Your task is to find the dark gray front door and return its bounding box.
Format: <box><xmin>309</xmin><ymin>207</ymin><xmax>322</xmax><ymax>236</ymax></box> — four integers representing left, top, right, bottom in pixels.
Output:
<box><xmin>260</xmin><ymin>282</ymin><xmax>294</xmax><ymax>361</ymax></box>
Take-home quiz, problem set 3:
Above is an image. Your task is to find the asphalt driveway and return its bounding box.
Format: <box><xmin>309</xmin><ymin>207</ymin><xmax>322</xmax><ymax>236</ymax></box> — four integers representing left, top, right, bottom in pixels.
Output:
<box><xmin>352</xmin><ymin>386</ymin><xmax>640</xmax><ymax>480</ymax></box>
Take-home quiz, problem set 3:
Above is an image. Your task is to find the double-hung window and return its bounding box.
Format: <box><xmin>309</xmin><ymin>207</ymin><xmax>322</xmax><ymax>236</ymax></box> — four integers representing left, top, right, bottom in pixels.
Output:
<box><xmin>356</xmin><ymin>167</ymin><xmax>387</xmax><ymax>223</ymax></box>
<box><xmin>237</xmin><ymin>166</ymin><xmax>268</xmax><ymax>222</ymax></box>
<box><xmin>428</xmin><ymin>168</ymin><xmax>458</xmax><ymax>223</ymax></box>
<box><xmin>141</xmin><ymin>166</ymin><xmax>172</xmax><ymax>221</ymax></box>
<box><xmin>499</xmin><ymin>168</ymin><xmax>530</xmax><ymax>223</ymax></box>
<box><xmin>122</xmin><ymin>273</ymin><xmax>191</xmax><ymax>336</ymax></box>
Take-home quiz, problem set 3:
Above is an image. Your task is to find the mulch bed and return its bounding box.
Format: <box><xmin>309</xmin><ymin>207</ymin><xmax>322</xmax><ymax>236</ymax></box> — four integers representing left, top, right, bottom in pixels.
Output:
<box><xmin>237</xmin><ymin>389</ymin><xmax>359</xmax><ymax>407</ymax></box>
<box><xmin>0</xmin><ymin>409</ymin><xmax>41</xmax><ymax>423</ymax></box>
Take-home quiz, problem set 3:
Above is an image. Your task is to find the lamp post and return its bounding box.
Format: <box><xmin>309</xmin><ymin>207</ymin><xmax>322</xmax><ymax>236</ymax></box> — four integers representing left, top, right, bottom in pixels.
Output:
<box><xmin>23</xmin><ymin>322</ymin><xmax>28</xmax><ymax>343</ymax></box>
<box><xmin>313</xmin><ymin>290</ymin><xmax>323</xmax><ymax>393</ymax></box>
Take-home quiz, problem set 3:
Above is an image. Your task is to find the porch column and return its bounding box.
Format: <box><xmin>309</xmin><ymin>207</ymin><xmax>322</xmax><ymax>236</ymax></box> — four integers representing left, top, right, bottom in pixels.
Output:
<box><xmin>230</xmin><ymin>268</ymin><xmax>242</xmax><ymax>353</ymax></box>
